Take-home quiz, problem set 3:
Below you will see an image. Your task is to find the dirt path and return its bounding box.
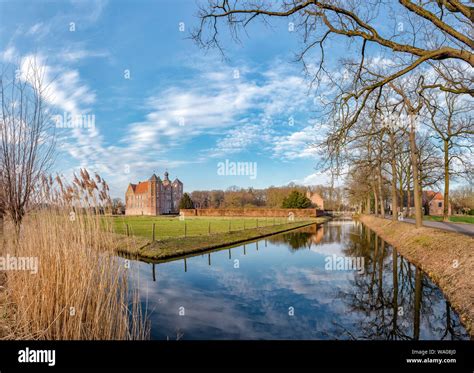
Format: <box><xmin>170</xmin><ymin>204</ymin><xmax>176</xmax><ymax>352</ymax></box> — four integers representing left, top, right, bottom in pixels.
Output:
<box><xmin>360</xmin><ymin>215</ymin><xmax>474</xmax><ymax>337</ymax></box>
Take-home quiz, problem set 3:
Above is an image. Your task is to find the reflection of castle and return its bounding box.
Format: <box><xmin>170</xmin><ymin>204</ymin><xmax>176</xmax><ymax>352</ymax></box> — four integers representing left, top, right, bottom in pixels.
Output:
<box><xmin>312</xmin><ymin>225</ymin><xmax>324</xmax><ymax>244</ymax></box>
<box><xmin>125</xmin><ymin>172</ymin><xmax>183</xmax><ymax>215</ymax></box>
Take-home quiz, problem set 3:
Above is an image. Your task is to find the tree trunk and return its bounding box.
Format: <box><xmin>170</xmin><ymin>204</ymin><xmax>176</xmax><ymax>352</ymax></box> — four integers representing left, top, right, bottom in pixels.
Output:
<box><xmin>399</xmin><ymin>168</ymin><xmax>404</xmax><ymax>216</ymax></box>
<box><xmin>366</xmin><ymin>194</ymin><xmax>371</xmax><ymax>214</ymax></box>
<box><xmin>0</xmin><ymin>213</ymin><xmax>4</xmax><ymax>255</ymax></box>
<box><xmin>407</xmin><ymin>163</ymin><xmax>411</xmax><ymax>215</ymax></box>
<box><xmin>443</xmin><ymin>139</ymin><xmax>450</xmax><ymax>222</ymax></box>
<box><xmin>409</xmin><ymin>124</ymin><xmax>423</xmax><ymax>228</ymax></box>
<box><xmin>390</xmin><ymin>133</ymin><xmax>398</xmax><ymax>221</ymax></box>
<box><xmin>377</xmin><ymin>164</ymin><xmax>385</xmax><ymax>218</ymax></box>
<box><xmin>373</xmin><ymin>185</ymin><xmax>379</xmax><ymax>217</ymax></box>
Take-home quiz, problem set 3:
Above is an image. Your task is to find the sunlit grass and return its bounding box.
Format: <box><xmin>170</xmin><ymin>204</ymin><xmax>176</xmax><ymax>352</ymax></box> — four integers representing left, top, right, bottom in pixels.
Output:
<box><xmin>423</xmin><ymin>215</ymin><xmax>474</xmax><ymax>224</ymax></box>
<box><xmin>110</xmin><ymin>215</ymin><xmax>300</xmax><ymax>239</ymax></box>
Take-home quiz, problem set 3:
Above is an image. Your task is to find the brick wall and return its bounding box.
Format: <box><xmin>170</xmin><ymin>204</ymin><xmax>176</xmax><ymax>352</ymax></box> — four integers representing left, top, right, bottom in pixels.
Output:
<box><xmin>180</xmin><ymin>208</ymin><xmax>324</xmax><ymax>217</ymax></box>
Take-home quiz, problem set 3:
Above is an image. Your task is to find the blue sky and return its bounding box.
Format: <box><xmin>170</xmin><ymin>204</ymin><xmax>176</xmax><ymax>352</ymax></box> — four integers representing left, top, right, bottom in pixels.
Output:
<box><xmin>0</xmin><ymin>0</ymin><xmax>348</xmax><ymax>198</ymax></box>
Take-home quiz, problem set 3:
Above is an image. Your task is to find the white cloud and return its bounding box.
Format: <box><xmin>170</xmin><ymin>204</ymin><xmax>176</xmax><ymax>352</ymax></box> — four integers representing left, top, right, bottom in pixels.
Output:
<box><xmin>19</xmin><ymin>54</ymin><xmax>96</xmax><ymax>115</ymax></box>
<box><xmin>0</xmin><ymin>46</ymin><xmax>18</xmax><ymax>62</ymax></box>
<box><xmin>291</xmin><ymin>169</ymin><xmax>345</xmax><ymax>187</ymax></box>
<box><xmin>272</xmin><ymin>125</ymin><xmax>320</xmax><ymax>160</ymax></box>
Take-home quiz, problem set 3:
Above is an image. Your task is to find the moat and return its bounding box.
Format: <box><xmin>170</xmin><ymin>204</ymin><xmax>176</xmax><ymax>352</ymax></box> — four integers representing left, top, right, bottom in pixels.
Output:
<box><xmin>127</xmin><ymin>219</ymin><xmax>469</xmax><ymax>340</ymax></box>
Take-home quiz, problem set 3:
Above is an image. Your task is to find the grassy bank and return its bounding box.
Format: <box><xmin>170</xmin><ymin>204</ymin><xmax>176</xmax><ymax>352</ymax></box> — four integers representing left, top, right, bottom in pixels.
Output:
<box><xmin>111</xmin><ymin>215</ymin><xmax>307</xmax><ymax>240</ymax></box>
<box><xmin>423</xmin><ymin>215</ymin><xmax>474</xmax><ymax>224</ymax></box>
<box><xmin>359</xmin><ymin>215</ymin><xmax>474</xmax><ymax>337</ymax></box>
<box><xmin>118</xmin><ymin>218</ymin><xmax>326</xmax><ymax>260</ymax></box>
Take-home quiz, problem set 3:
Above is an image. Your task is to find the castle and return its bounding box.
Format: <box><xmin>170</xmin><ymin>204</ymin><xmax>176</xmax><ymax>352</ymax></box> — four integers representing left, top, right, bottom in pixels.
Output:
<box><xmin>125</xmin><ymin>172</ymin><xmax>183</xmax><ymax>215</ymax></box>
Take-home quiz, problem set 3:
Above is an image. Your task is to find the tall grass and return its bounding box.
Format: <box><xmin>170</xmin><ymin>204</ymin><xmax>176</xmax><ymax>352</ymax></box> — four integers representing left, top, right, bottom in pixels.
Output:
<box><xmin>0</xmin><ymin>170</ymin><xmax>149</xmax><ymax>340</ymax></box>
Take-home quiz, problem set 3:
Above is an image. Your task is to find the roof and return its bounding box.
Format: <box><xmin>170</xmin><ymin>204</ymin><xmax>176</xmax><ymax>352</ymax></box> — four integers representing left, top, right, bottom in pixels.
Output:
<box><xmin>134</xmin><ymin>181</ymin><xmax>149</xmax><ymax>194</ymax></box>
<box><xmin>423</xmin><ymin>190</ymin><xmax>444</xmax><ymax>202</ymax></box>
<box><xmin>431</xmin><ymin>192</ymin><xmax>444</xmax><ymax>200</ymax></box>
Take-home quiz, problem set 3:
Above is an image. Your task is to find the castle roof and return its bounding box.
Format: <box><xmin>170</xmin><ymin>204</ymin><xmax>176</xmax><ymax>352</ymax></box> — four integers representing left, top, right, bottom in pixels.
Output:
<box><xmin>134</xmin><ymin>181</ymin><xmax>149</xmax><ymax>194</ymax></box>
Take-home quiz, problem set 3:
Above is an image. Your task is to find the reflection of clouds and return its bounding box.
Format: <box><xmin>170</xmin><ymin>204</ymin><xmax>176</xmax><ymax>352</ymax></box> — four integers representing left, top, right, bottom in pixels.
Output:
<box><xmin>310</xmin><ymin>242</ymin><xmax>344</xmax><ymax>256</ymax></box>
<box><xmin>127</xmin><ymin>221</ymin><xmax>468</xmax><ymax>340</ymax></box>
<box><xmin>134</xmin><ymin>252</ymin><xmax>361</xmax><ymax>339</ymax></box>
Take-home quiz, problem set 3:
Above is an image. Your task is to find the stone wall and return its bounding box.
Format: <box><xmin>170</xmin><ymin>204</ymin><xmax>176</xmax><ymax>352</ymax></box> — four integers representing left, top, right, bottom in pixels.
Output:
<box><xmin>180</xmin><ymin>208</ymin><xmax>324</xmax><ymax>217</ymax></box>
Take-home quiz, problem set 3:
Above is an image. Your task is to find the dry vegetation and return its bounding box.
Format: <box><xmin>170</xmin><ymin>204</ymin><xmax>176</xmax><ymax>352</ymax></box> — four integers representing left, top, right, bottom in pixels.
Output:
<box><xmin>360</xmin><ymin>215</ymin><xmax>474</xmax><ymax>337</ymax></box>
<box><xmin>0</xmin><ymin>170</ymin><xmax>149</xmax><ymax>340</ymax></box>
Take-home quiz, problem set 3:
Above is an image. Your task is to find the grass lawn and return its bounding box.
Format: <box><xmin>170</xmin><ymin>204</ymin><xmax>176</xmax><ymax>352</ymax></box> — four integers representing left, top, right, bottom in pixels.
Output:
<box><xmin>110</xmin><ymin>215</ymin><xmax>307</xmax><ymax>240</ymax></box>
<box><xmin>423</xmin><ymin>215</ymin><xmax>474</xmax><ymax>224</ymax></box>
<box><xmin>119</xmin><ymin>219</ymin><xmax>324</xmax><ymax>260</ymax></box>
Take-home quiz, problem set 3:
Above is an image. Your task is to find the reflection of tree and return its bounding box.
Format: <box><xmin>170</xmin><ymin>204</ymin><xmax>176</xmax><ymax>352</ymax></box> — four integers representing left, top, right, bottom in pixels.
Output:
<box><xmin>266</xmin><ymin>224</ymin><xmax>325</xmax><ymax>251</ymax></box>
<box><xmin>336</xmin><ymin>222</ymin><xmax>468</xmax><ymax>340</ymax></box>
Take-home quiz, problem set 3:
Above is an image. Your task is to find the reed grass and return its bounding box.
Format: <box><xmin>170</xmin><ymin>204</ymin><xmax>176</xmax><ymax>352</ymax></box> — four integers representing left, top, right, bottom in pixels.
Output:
<box><xmin>0</xmin><ymin>169</ymin><xmax>149</xmax><ymax>340</ymax></box>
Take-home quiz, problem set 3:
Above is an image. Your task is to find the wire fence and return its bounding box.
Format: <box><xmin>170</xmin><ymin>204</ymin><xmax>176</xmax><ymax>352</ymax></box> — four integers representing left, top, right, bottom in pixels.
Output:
<box><xmin>114</xmin><ymin>216</ymin><xmax>311</xmax><ymax>241</ymax></box>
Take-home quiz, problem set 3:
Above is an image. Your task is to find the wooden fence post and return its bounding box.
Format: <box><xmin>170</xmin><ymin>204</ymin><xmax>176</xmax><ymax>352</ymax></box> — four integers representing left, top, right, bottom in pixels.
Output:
<box><xmin>184</xmin><ymin>221</ymin><xmax>187</xmax><ymax>237</ymax></box>
<box><xmin>208</xmin><ymin>222</ymin><xmax>211</xmax><ymax>235</ymax></box>
<box><xmin>152</xmin><ymin>223</ymin><xmax>155</xmax><ymax>241</ymax></box>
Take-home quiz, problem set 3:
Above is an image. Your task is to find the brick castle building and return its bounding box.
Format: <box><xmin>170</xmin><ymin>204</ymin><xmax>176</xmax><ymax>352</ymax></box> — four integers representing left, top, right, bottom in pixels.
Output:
<box><xmin>125</xmin><ymin>172</ymin><xmax>183</xmax><ymax>215</ymax></box>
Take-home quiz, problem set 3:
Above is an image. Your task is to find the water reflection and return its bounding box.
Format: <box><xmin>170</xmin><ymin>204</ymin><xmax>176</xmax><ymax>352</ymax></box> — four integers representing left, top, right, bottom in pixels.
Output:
<box><xmin>130</xmin><ymin>220</ymin><xmax>469</xmax><ymax>340</ymax></box>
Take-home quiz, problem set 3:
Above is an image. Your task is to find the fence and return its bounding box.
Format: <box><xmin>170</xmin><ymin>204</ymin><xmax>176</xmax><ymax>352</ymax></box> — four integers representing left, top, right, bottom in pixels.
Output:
<box><xmin>120</xmin><ymin>215</ymin><xmax>311</xmax><ymax>241</ymax></box>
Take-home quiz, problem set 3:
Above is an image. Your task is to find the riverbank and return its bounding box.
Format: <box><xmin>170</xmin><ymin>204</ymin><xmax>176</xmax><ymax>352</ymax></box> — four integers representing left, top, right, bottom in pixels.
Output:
<box><xmin>117</xmin><ymin>218</ymin><xmax>327</xmax><ymax>260</ymax></box>
<box><xmin>360</xmin><ymin>215</ymin><xmax>474</xmax><ymax>337</ymax></box>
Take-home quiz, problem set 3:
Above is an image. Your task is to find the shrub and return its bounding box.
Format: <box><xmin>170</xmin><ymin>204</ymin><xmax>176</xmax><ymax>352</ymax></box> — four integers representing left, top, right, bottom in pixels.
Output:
<box><xmin>281</xmin><ymin>191</ymin><xmax>312</xmax><ymax>209</ymax></box>
<box><xmin>179</xmin><ymin>193</ymin><xmax>195</xmax><ymax>209</ymax></box>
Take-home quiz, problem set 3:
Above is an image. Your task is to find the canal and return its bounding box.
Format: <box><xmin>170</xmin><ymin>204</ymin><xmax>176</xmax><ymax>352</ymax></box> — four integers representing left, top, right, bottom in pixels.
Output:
<box><xmin>128</xmin><ymin>219</ymin><xmax>469</xmax><ymax>340</ymax></box>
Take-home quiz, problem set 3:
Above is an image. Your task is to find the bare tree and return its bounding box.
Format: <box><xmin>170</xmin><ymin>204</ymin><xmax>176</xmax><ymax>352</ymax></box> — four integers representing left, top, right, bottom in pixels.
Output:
<box><xmin>422</xmin><ymin>90</ymin><xmax>473</xmax><ymax>221</ymax></box>
<box><xmin>193</xmin><ymin>0</ymin><xmax>473</xmax><ymax>104</ymax></box>
<box><xmin>0</xmin><ymin>58</ymin><xmax>55</xmax><ymax>237</ymax></box>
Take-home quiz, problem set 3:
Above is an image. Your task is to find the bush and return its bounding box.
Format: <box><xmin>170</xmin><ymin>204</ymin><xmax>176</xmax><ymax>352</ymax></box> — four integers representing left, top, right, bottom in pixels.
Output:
<box><xmin>179</xmin><ymin>193</ymin><xmax>195</xmax><ymax>209</ymax></box>
<box><xmin>281</xmin><ymin>190</ymin><xmax>312</xmax><ymax>209</ymax></box>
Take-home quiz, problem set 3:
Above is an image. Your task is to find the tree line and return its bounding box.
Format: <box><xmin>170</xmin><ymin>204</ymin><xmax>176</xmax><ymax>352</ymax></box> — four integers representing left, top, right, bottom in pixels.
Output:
<box><xmin>185</xmin><ymin>184</ymin><xmax>345</xmax><ymax>210</ymax></box>
<box><xmin>194</xmin><ymin>0</ymin><xmax>473</xmax><ymax>226</ymax></box>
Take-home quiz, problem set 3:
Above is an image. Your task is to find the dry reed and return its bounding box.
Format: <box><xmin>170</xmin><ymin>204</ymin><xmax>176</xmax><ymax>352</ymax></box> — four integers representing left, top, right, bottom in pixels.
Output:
<box><xmin>0</xmin><ymin>170</ymin><xmax>149</xmax><ymax>340</ymax></box>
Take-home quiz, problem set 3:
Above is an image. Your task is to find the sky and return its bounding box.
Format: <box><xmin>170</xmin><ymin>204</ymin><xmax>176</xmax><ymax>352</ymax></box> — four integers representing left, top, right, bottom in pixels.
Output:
<box><xmin>0</xmin><ymin>0</ymin><xmax>351</xmax><ymax>198</ymax></box>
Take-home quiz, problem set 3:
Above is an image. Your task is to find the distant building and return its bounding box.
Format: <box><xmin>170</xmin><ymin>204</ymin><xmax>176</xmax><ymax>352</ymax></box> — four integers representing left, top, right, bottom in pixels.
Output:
<box><xmin>422</xmin><ymin>191</ymin><xmax>451</xmax><ymax>216</ymax></box>
<box><xmin>125</xmin><ymin>172</ymin><xmax>183</xmax><ymax>215</ymax></box>
<box><xmin>306</xmin><ymin>191</ymin><xmax>324</xmax><ymax>210</ymax></box>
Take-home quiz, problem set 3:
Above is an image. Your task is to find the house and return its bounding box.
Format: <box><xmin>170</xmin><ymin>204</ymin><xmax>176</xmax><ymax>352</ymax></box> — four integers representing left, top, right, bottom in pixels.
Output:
<box><xmin>125</xmin><ymin>172</ymin><xmax>183</xmax><ymax>215</ymax></box>
<box><xmin>389</xmin><ymin>190</ymin><xmax>450</xmax><ymax>216</ymax></box>
<box><xmin>422</xmin><ymin>191</ymin><xmax>451</xmax><ymax>216</ymax></box>
<box><xmin>306</xmin><ymin>191</ymin><xmax>324</xmax><ymax>210</ymax></box>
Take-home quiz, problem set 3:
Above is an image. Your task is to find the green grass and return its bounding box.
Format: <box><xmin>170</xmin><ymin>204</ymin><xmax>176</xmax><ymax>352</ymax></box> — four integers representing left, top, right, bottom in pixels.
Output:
<box><xmin>423</xmin><ymin>215</ymin><xmax>474</xmax><ymax>224</ymax></box>
<box><xmin>119</xmin><ymin>219</ymin><xmax>325</xmax><ymax>260</ymax></box>
<box><xmin>110</xmin><ymin>215</ymin><xmax>306</xmax><ymax>240</ymax></box>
